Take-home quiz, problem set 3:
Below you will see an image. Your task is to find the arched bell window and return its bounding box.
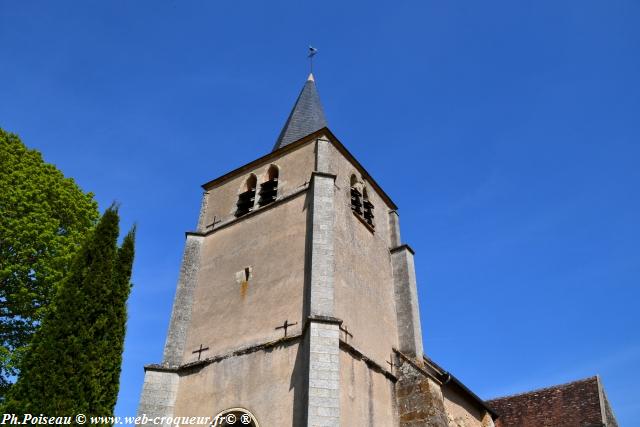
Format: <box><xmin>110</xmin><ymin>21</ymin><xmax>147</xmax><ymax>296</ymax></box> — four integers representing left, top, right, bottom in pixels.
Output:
<box><xmin>362</xmin><ymin>188</ymin><xmax>375</xmax><ymax>228</ymax></box>
<box><xmin>350</xmin><ymin>174</ymin><xmax>375</xmax><ymax>229</ymax></box>
<box><xmin>235</xmin><ymin>174</ymin><xmax>257</xmax><ymax>217</ymax></box>
<box><xmin>350</xmin><ymin>174</ymin><xmax>363</xmax><ymax>215</ymax></box>
<box><xmin>258</xmin><ymin>165</ymin><xmax>279</xmax><ymax>207</ymax></box>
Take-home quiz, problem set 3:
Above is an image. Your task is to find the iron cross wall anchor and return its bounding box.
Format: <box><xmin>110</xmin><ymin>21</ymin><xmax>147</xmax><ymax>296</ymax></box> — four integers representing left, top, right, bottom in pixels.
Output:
<box><xmin>339</xmin><ymin>324</ymin><xmax>353</xmax><ymax>344</ymax></box>
<box><xmin>386</xmin><ymin>354</ymin><xmax>395</xmax><ymax>373</ymax></box>
<box><xmin>206</xmin><ymin>215</ymin><xmax>222</xmax><ymax>231</ymax></box>
<box><xmin>275</xmin><ymin>320</ymin><xmax>298</xmax><ymax>337</ymax></box>
<box><xmin>192</xmin><ymin>344</ymin><xmax>210</xmax><ymax>361</ymax></box>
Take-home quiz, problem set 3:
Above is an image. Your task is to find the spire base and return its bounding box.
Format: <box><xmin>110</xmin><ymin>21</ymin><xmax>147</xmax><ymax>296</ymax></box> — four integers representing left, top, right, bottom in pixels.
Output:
<box><xmin>273</xmin><ymin>74</ymin><xmax>327</xmax><ymax>151</ymax></box>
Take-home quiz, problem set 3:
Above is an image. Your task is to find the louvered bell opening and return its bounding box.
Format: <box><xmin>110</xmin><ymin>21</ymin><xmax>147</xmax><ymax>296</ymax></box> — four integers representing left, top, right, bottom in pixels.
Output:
<box><xmin>258</xmin><ymin>178</ymin><xmax>278</xmax><ymax>207</ymax></box>
<box><xmin>363</xmin><ymin>200</ymin><xmax>375</xmax><ymax>227</ymax></box>
<box><xmin>350</xmin><ymin>188</ymin><xmax>363</xmax><ymax>214</ymax></box>
<box><xmin>235</xmin><ymin>188</ymin><xmax>256</xmax><ymax>217</ymax></box>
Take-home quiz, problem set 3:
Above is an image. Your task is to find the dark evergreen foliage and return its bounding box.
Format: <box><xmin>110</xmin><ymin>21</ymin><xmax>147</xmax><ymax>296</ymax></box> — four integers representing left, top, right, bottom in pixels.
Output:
<box><xmin>3</xmin><ymin>206</ymin><xmax>135</xmax><ymax>417</ymax></box>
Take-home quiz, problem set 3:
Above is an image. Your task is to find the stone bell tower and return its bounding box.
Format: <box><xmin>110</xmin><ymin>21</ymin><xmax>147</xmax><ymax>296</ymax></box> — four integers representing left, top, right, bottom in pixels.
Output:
<box><xmin>137</xmin><ymin>73</ymin><xmax>484</xmax><ymax>427</ymax></box>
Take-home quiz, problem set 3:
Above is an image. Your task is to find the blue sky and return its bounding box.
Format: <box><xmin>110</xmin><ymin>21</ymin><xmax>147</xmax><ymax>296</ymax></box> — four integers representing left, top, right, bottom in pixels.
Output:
<box><xmin>1</xmin><ymin>0</ymin><xmax>639</xmax><ymax>423</ymax></box>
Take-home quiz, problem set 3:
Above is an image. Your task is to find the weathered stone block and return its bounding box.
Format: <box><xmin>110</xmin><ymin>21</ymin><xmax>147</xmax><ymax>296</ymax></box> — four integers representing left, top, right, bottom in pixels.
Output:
<box><xmin>395</xmin><ymin>358</ymin><xmax>449</xmax><ymax>427</ymax></box>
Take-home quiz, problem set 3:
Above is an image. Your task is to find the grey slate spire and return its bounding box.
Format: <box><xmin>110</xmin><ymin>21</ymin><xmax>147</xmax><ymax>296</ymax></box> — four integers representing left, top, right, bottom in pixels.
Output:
<box><xmin>273</xmin><ymin>73</ymin><xmax>327</xmax><ymax>151</ymax></box>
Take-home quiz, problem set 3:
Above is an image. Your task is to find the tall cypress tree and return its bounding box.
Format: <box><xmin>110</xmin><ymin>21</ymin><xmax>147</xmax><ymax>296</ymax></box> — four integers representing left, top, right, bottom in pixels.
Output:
<box><xmin>100</xmin><ymin>227</ymin><xmax>135</xmax><ymax>414</ymax></box>
<box><xmin>3</xmin><ymin>206</ymin><xmax>135</xmax><ymax>416</ymax></box>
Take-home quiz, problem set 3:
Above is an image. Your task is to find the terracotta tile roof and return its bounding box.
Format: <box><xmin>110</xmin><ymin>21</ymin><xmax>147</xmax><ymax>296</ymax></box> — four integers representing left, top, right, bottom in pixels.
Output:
<box><xmin>487</xmin><ymin>376</ymin><xmax>615</xmax><ymax>427</ymax></box>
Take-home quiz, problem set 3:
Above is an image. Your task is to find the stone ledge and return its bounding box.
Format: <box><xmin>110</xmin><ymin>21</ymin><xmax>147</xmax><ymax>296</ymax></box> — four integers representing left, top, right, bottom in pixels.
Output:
<box><xmin>394</xmin><ymin>348</ymin><xmax>441</xmax><ymax>384</ymax></box>
<box><xmin>145</xmin><ymin>333</ymin><xmax>303</xmax><ymax>374</ymax></box>
<box><xmin>306</xmin><ymin>315</ymin><xmax>343</xmax><ymax>327</ymax></box>
<box><xmin>143</xmin><ymin>364</ymin><xmax>180</xmax><ymax>373</ymax></box>
<box><xmin>185</xmin><ymin>183</ymin><xmax>309</xmax><ymax>238</ymax></box>
<box><xmin>352</xmin><ymin>210</ymin><xmax>376</xmax><ymax>234</ymax></box>
<box><xmin>390</xmin><ymin>243</ymin><xmax>415</xmax><ymax>255</ymax></box>
<box><xmin>311</xmin><ymin>171</ymin><xmax>338</xmax><ymax>180</ymax></box>
<box><xmin>340</xmin><ymin>340</ymin><xmax>397</xmax><ymax>382</ymax></box>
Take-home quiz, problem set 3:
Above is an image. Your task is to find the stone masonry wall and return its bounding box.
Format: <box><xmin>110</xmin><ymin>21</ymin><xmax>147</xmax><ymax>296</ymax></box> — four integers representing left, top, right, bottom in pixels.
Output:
<box><xmin>395</xmin><ymin>358</ymin><xmax>449</xmax><ymax>427</ymax></box>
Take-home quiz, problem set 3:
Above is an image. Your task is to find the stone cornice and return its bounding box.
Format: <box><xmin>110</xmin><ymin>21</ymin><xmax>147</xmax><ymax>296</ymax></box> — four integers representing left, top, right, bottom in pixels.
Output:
<box><xmin>390</xmin><ymin>243</ymin><xmax>415</xmax><ymax>255</ymax></box>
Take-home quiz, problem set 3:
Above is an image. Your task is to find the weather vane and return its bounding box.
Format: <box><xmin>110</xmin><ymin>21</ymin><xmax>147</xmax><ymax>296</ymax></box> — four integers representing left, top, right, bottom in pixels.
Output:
<box><xmin>308</xmin><ymin>45</ymin><xmax>318</xmax><ymax>74</ymax></box>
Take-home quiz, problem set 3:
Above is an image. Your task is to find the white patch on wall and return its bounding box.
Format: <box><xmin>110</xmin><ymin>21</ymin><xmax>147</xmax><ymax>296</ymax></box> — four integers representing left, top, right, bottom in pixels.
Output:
<box><xmin>235</xmin><ymin>266</ymin><xmax>253</xmax><ymax>284</ymax></box>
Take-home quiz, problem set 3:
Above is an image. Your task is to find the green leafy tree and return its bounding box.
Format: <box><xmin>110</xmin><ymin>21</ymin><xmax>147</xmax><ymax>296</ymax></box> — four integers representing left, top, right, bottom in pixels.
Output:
<box><xmin>4</xmin><ymin>206</ymin><xmax>135</xmax><ymax>416</ymax></box>
<box><xmin>0</xmin><ymin>129</ymin><xmax>99</xmax><ymax>398</ymax></box>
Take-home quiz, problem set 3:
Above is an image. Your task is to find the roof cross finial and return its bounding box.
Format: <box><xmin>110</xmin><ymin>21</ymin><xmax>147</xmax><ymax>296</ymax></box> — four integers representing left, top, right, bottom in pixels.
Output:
<box><xmin>308</xmin><ymin>45</ymin><xmax>318</xmax><ymax>76</ymax></box>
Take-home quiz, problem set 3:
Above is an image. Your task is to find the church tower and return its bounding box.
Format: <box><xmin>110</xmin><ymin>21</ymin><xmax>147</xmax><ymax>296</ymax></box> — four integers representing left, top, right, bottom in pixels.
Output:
<box><xmin>137</xmin><ymin>74</ymin><xmax>497</xmax><ymax>427</ymax></box>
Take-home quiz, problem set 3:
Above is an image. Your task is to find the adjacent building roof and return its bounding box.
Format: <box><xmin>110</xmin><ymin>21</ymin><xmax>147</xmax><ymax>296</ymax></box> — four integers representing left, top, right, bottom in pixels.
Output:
<box><xmin>487</xmin><ymin>376</ymin><xmax>618</xmax><ymax>427</ymax></box>
<box><xmin>421</xmin><ymin>355</ymin><xmax>499</xmax><ymax>420</ymax></box>
<box><xmin>272</xmin><ymin>73</ymin><xmax>327</xmax><ymax>151</ymax></box>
